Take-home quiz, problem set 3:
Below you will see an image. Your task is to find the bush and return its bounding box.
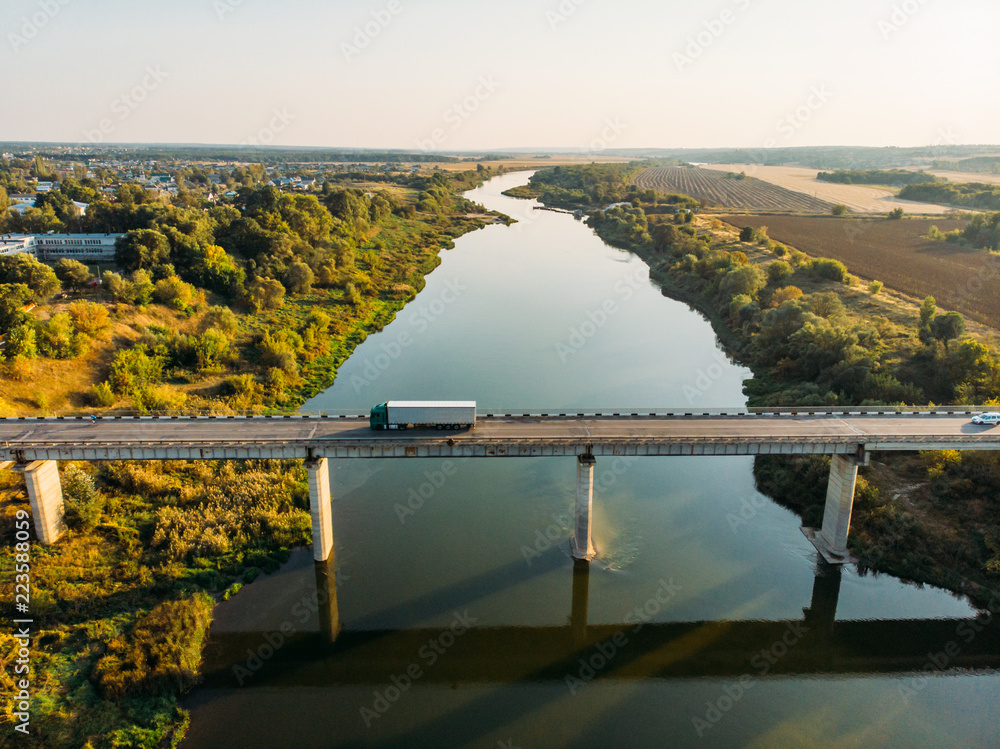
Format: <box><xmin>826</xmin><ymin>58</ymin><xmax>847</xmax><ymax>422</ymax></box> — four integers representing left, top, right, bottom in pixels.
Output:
<box><xmin>888</xmin><ymin>207</ymin><xmax>905</xmax><ymax>220</ymax></box>
<box><xmin>201</xmin><ymin>305</ymin><xmax>238</xmax><ymax>337</ymax></box>
<box><xmin>832</xmin><ymin>204</ymin><xmax>848</xmax><ymax>216</ymax></box>
<box><xmin>766</xmin><ymin>260</ymin><xmax>793</xmax><ymax>286</ymax></box>
<box><xmin>739</xmin><ymin>226</ymin><xmax>757</xmax><ymax>242</ymax></box>
<box><xmin>808</xmin><ymin>258</ymin><xmax>849</xmax><ymax>283</ymax></box>
<box><xmin>68</xmin><ymin>301</ymin><xmax>110</xmax><ymax>337</ymax></box>
<box><xmin>868</xmin><ymin>279</ymin><xmax>884</xmax><ymax>295</ymax></box>
<box><xmin>93</xmin><ymin>593</ymin><xmax>214</xmax><ymax>699</ymax></box>
<box><xmin>62</xmin><ymin>464</ymin><xmax>103</xmax><ymax>530</ymax></box>
<box><xmin>771</xmin><ymin>286</ymin><xmax>804</xmax><ymax>306</ymax></box>
<box><xmin>89</xmin><ymin>381</ymin><xmax>116</xmax><ymax>407</ymax></box>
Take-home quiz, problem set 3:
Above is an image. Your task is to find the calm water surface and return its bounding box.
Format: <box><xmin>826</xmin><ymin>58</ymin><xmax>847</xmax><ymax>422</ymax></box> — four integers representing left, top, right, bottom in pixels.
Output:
<box><xmin>182</xmin><ymin>173</ymin><xmax>1000</xmax><ymax>749</ymax></box>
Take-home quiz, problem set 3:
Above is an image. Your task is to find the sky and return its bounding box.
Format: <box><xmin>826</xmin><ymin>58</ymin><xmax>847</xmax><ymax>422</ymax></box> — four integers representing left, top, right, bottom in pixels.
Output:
<box><xmin>1</xmin><ymin>0</ymin><xmax>998</xmax><ymax>151</ymax></box>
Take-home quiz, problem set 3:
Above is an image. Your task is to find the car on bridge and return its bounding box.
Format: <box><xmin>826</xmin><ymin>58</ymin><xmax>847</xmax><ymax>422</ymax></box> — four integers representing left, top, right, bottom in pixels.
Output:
<box><xmin>971</xmin><ymin>412</ymin><xmax>1000</xmax><ymax>425</ymax></box>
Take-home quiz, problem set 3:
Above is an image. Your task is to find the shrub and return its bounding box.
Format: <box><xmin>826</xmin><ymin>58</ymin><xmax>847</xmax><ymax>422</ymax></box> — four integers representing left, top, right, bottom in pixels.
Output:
<box><xmin>739</xmin><ymin>226</ymin><xmax>757</xmax><ymax>242</ymax></box>
<box><xmin>832</xmin><ymin>204</ymin><xmax>848</xmax><ymax>216</ymax></box>
<box><xmin>808</xmin><ymin>258</ymin><xmax>849</xmax><ymax>283</ymax></box>
<box><xmin>344</xmin><ymin>282</ymin><xmax>362</xmax><ymax>306</ymax></box>
<box><xmin>888</xmin><ymin>207</ymin><xmax>904</xmax><ymax>220</ymax></box>
<box><xmin>771</xmin><ymin>286</ymin><xmax>804</xmax><ymax>306</ymax></box>
<box><xmin>766</xmin><ymin>260</ymin><xmax>793</xmax><ymax>285</ymax></box>
<box><xmin>68</xmin><ymin>301</ymin><xmax>110</xmax><ymax>337</ymax></box>
<box><xmin>93</xmin><ymin>593</ymin><xmax>214</xmax><ymax>699</ymax></box>
<box><xmin>62</xmin><ymin>464</ymin><xmax>103</xmax><ymax>530</ymax></box>
<box><xmin>868</xmin><ymin>279</ymin><xmax>884</xmax><ymax>295</ymax></box>
<box><xmin>89</xmin><ymin>381</ymin><xmax>115</xmax><ymax>407</ymax></box>
<box><xmin>200</xmin><ymin>305</ymin><xmax>238</xmax><ymax>337</ymax></box>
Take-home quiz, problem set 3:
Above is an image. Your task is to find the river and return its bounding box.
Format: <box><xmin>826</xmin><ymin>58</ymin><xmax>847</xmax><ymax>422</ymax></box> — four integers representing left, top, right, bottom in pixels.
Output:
<box><xmin>182</xmin><ymin>173</ymin><xmax>1000</xmax><ymax>748</ymax></box>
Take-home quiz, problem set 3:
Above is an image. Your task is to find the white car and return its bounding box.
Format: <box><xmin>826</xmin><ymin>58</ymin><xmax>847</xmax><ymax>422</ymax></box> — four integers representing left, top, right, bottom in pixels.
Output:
<box><xmin>971</xmin><ymin>412</ymin><xmax>1000</xmax><ymax>425</ymax></box>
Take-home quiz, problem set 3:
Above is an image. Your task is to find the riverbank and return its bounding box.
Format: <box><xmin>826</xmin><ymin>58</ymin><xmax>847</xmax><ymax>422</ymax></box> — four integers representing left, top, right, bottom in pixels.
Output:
<box><xmin>0</xmin><ymin>173</ymin><xmax>506</xmax><ymax>747</ymax></box>
<box><xmin>512</xmin><ymin>163</ymin><xmax>1000</xmax><ymax>611</ymax></box>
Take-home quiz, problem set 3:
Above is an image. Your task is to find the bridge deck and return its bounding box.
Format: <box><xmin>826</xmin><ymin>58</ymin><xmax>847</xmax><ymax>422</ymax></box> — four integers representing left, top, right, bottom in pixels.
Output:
<box><xmin>3</xmin><ymin>412</ymin><xmax>1000</xmax><ymax>461</ymax></box>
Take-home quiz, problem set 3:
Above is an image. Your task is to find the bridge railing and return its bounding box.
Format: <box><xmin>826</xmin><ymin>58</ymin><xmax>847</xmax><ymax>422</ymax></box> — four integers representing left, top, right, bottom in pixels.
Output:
<box><xmin>0</xmin><ymin>405</ymin><xmax>993</xmax><ymax>420</ymax></box>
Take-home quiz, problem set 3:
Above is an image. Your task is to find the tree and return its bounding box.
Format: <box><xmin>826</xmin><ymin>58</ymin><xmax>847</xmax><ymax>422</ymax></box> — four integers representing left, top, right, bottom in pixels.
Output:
<box><xmin>128</xmin><ymin>270</ymin><xmax>155</xmax><ymax>307</ymax></box>
<box><xmin>193</xmin><ymin>328</ymin><xmax>230</xmax><ymax>370</ymax></box>
<box><xmin>37</xmin><ymin>312</ymin><xmax>82</xmax><ymax>358</ymax></box>
<box><xmin>0</xmin><ymin>254</ymin><xmax>61</xmax><ymax>300</ymax></box>
<box><xmin>115</xmin><ymin>229</ymin><xmax>171</xmax><ymax>272</ymax></box>
<box><xmin>720</xmin><ymin>264</ymin><xmax>766</xmax><ymax>300</ymax></box>
<box><xmin>201</xmin><ymin>305</ymin><xmax>238</xmax><ymax>337</ymax></box>
<box><xmin>53</xmin><ymin>258</ymin><xmax>92</xmax><ymax>288</ymax></box>
<box><xmin>808</xmin><ymin>258</ymin><xmax>849</xmax><ymax>284</ymax></box>
<box><xmin>248</xmin><ymin>277</ymin><xmax>285</xmax><ymax>312</ymax></box>
<box><xmin>868</xmin><ymin>280</ymin><xmax>884</xmax><ymax>295</ymax></box>
<box><xmin>739</xmin><ymin>226</ymin><xmax>757</xmax><ymax>242</ymax></box>
<box><xmin>68</xmin><ymin>301</ymin><xmax>110</xmax><ymax>336</ymax></box>
<box><xmin>0</xmin><ymin>283</ymin><xmax>35</xmax><ymax>334</ymax></box>
<box><xmin>153</xmin><ymin>275</ymin><xmax>196</xmax><ymax>310</ymax></box>
<box><xmin>771</xmin><ymin>286</ymin><xmax>804</xmax><ymax>306</ymax></box>
<box><xmin>930</xmin><ymin>312</ymin><xmax>965</xmax><ymax>350</ymax></box>
<box><xmin>888</xmin><ymin>207</ymin><xmax>905</xmax><ymax>220</ymax></box>
<box><xmin>766</xmin><ymin>260</ymin><xmax>792</xmax><ymax>286</ymax></box>
<box><xmin>285</xmin><ymin>261</ymin><xmax>314</xmax><ymax>295</ymax></box>
<box><xmin>919</xmin><ymin>296</ymin><xmax>937</xmax><ymax>328</ymax></box>
<box><xmin>108</xmin><ymin>346</ymin><xmax>163</xmax><ymax>396</ymax></box>
<box><xmin>832</xmin><ymin>204</ymin><xmax>848</xmax><ymax>216</ymax></box>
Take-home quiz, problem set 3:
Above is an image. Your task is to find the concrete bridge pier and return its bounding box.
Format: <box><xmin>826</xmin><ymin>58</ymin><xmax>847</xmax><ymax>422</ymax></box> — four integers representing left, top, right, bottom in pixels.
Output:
<box><xmin>306</xmin><ymin>458</ymin><xmax>334</xmax><ymax>563</ymax></box>
<box><xmin>805</xmin><ymin>450</ymin><xmax>868</xmax><ymax>564</ymax></box>
<box><xmin>16</xmin><ymin>460</ymin><xmax>66</xmax><ymax>544</ymax></box>
<box><xmin>571</xmin><ymin>454</ymin><xmax>597</xmax><ymax>561</ymax></box>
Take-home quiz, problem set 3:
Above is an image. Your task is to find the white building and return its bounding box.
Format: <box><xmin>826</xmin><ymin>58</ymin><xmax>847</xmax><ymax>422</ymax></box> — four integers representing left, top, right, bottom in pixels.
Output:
<box><xmin>0</xmin><ymin>234</ymin><xmax>122</xmax><ymax>261</ymax></box>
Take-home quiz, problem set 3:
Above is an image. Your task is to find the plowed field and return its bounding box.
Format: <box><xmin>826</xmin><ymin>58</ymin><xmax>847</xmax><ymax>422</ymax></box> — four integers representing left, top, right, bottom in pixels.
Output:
<box><xmin>720</xmin><ymin>215</ymin><xmax>1000</xmax><ymax>328</ymax></box>
<box><xmin>635</xmin><ymin>166</ymin><xmax>834</xmax><ymax>212</ymax></box>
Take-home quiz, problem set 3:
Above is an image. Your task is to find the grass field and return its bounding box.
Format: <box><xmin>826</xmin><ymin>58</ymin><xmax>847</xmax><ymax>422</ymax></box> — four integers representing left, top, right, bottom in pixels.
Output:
<box><xmin>635</xmin><ymin>166</ymin><xmax>834</xmax><ymax>212</ymax></box>
<box><xmin>703</xmin><ymin>164</ymin><xmax>953</xmax><ymax>214</ymax></box>
<box><xmin>718</xmin><ymin>214</ymin><xmax>1000</xmax><ymax>327</ymax></box>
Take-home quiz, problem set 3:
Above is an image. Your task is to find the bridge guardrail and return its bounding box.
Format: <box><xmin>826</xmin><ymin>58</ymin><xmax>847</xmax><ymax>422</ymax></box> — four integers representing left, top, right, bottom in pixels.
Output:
<box><xmin>0</xmin><ymin>406</ymin><xmax>992</xmax><ymax>421</ymax></box>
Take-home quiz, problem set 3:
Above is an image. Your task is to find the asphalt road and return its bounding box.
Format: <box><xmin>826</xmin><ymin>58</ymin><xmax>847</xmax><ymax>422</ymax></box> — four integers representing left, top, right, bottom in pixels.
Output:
<box><xmin>1</xmin><ymin>413</ymin><xmax>997</xmax><ymax>447</ymax></box>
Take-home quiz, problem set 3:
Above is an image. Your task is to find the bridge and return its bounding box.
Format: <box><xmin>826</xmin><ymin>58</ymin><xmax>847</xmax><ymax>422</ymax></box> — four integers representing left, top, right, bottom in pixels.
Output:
<box><xmin>4</xmin><ymin>408</ymin><xmax>999</xmax><ymax>565</ymax></box>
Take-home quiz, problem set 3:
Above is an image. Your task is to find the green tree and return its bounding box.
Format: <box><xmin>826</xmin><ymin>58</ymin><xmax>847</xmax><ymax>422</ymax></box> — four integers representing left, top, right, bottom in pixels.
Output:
<box><xmin>108</xmin><ymin>346</ymin><xmax>163</xmax><ymax>396</ymax></box>
<box><xmin>739</xmin><ymin>226</ymin><xmax>757</xmax><ymax>242</ymax></box>
<box><xmin>115</xmin><ymin>229</ymin><xmax>171</xmax><ymax>272</ymax></box>
<box><xmin>832</xmin><ymin>204</ymin><xmax>848</xmax><ymax>216</ymax></box>
<box><xmin>37</xmin><ymin>312</ymin><xmax>82</xmax><ymax>358</ymax></box>
<box><xmin>285</xmin><ymin>261</ymin><xmax>314</xmax><ymax>295</ymax></box>
<box><xmin>720</xmin><ymin>264</ymin><xmax>767</xmax><ymax>300</ymax></box>
<box><xmin>128</xmin><ymin>269</ymin><xmax>155</xmax><ymax>307</ymax></box>
<box><xmin>53</xmin><ymin>258</ymin><xmax>93</xmax><ymax>288</ymax></box>
<box><xmin>0</xmin><ymin>283</ymin><xmax>35</xmax><ymax>334</ymax></box>
<box><xmin>193</xmin><ymin>328</ymin><xmax>230</xmax><ymax>370</ymax></box>
<box><xmin>930</xmin><ymin>312</ymin><xmax>965</xmax><ymax>350</ymax></box>
<box><xmin>766</xmin><ymin>260</ymin><xmax>792</xmax><ymax>286</ymax></box>
<box><xmin>0</xmin><ymin>254</ymin><xmax>61</xmax><ymax>299</ymax></box>
<box><xmin>919</xmin><ymin>296</ymin><xmax>937</xmax><ymax>327</ymax></box>
<box><xmin>201</xmin><ymin>305</ymin><xmax>238</xmax><ymax>337</ymax></box>
<box><xmin>248</xmin><ymin>277</ymin><xmax>285</xmax><ymax>312</ymax></box>
<box><xmin>5</xmin><ymin>323</ymin><xmax>37</xmax><ymax>360</ymax></box>
<box><xmin>888</xmin><ymin>207</ymin><xmax>905</xmax><ymax>220</ymax></box>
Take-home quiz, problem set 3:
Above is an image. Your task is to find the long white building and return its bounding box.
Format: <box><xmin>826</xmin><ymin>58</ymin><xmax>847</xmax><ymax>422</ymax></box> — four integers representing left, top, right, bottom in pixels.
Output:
<box><xmin>0</xmin><ymin>234</ymin><xmax>122</xmax><ymax>261</ymax></box>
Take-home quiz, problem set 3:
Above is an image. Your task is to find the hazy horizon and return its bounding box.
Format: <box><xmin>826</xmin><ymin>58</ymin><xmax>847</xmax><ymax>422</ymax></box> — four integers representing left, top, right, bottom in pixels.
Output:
<box><xmin>3</xmin><ymin>0</ymin><xmax>998</xmax><ymax>151</ymax></box>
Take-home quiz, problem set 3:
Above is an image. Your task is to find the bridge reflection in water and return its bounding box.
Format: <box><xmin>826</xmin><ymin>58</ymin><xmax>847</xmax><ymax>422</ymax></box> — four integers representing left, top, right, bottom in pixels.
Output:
<box><xmin>199</xmin><ymin>550</ymin><xmax>1000</xmax><ymax>689</ymax></box>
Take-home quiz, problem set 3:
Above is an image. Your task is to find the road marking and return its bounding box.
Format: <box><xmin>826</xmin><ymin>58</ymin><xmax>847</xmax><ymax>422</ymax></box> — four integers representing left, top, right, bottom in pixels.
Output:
<box><xmin>308</xmin><ymin>425</ymin><xmax>318</xmax><ymax>439</ymax></box>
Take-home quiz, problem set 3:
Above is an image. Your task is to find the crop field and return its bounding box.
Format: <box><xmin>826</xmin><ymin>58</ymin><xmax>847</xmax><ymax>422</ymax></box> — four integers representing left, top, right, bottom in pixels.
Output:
<box><xmin>635</xmin><ymin>166</ymin><xmax>834</xmax><ymax>212</ymax></box>
<box><xmin>702</xmin><ymin>164</ymin><xmax>952</xmax><ymax>214</ymax></box>
<box><xmin>718</xmin><ymin>214</ymin><xmax>1000</xmax><ymax>327</ymax></box>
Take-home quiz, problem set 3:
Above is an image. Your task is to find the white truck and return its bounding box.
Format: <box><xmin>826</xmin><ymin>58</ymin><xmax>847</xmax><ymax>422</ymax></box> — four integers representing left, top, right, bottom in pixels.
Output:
<box><xmin>369</xmin><ymin>401</ymin><xmax>477</xmax><ymax>430</ymax></box>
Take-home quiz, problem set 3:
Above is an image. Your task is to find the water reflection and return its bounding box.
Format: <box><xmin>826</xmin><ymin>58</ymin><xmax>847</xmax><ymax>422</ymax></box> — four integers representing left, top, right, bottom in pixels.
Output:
<box><xmin>200</xmin><ymin>551</ymin><xmax>999</xmax><ymax>688</ymax></box>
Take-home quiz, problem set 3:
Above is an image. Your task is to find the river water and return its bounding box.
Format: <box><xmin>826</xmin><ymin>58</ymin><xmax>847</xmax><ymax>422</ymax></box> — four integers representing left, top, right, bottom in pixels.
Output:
<box><xmin>182</xmin><ymin>173</ymin><xmax>1000</xmax><ymax>748</ymax></box>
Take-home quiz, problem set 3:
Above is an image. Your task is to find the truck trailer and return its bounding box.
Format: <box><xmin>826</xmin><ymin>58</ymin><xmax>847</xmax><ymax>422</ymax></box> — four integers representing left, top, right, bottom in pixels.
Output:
<box><xmin>369</xmin><ymin>401</ymin><xmax>477</xmax><ymax>430</ymax></box>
